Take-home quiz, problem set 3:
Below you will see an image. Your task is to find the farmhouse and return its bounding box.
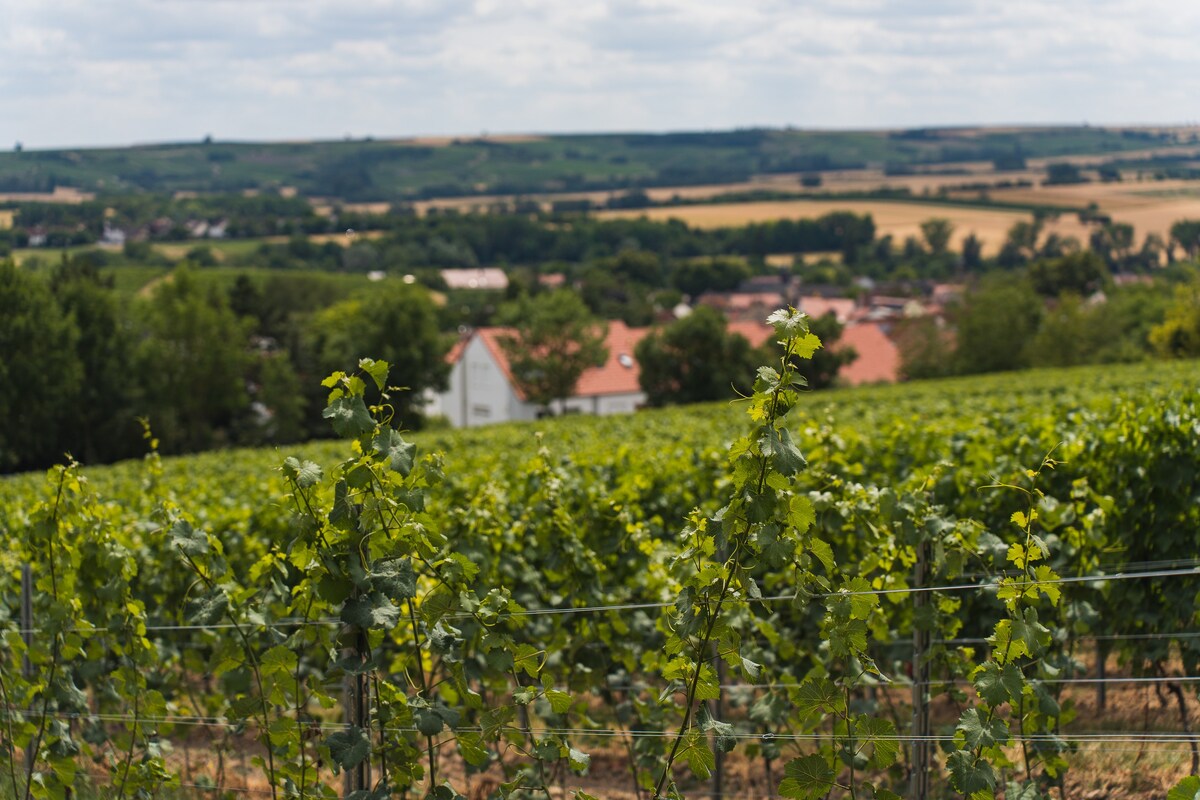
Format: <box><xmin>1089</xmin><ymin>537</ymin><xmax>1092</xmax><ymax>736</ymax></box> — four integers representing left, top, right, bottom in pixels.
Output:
<box><xmin>431</xmin><ymin>318</ymin><xmax>901</xmax><ymax>428</ymax></box>
<box><xmin>440</xmin><ymin>267</ymin><xmax>509</xmax><ymax>291</ymax></box>
<box><xmin>431</xmin><ymin>321</ymin><xmax>646</xmax><ymax>427</ymax></box>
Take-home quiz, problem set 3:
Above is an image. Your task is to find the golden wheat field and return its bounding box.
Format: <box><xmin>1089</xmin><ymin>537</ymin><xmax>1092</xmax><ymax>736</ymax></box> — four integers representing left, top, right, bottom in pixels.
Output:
<box><xmin>597</xmin><ymin>199</ymin><xmax>1094</xmax><ymax>255</ymax></box>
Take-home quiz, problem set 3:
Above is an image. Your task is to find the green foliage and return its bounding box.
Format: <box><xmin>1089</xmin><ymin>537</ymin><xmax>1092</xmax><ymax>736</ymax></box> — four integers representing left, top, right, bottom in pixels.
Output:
<box><xmin>132</xmin><ymin>266</ymin><xmax>252</xmax><ymax>453</ymax></box>
<box><xmin>634</xmin><ymin>306</ymin><xmax>759</xmax><ymax>406</ymax></box>
<box><xmin>1</xmin><ymin>333</ymin><xmax>1198</xmax><ymax>798</ymax></box>
<box><xmin>306</xmin><ymin>281</ymin><xmax>450</xmax><ymax>427</ymax></box>
<box><xmin>0</xmin><ymin>260</ymin><xmax>83</xmax><ymax>470</ymax></box>
<box><xmin>1149</xmin><ymin>278</ymin><xmax>1200</xmax><ymax>357</ymax></box>
<box><xmin>497</xmin><ymin>290</ymin><xmax>609</xmax><ymax>410</ymax></box>
<box><xmin>952</xmin><ymin>275</ymin><xmax>1042</xmax><ymax>373</ymax></box>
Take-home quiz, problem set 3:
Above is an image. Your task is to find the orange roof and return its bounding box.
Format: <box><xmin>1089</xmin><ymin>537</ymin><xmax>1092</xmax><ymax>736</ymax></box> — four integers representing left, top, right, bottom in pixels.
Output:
<box><xmin>449</xmin><ymin>321</ymin><xmax>651</xmax><ymax>400</ymax></box>
<box><xmin>799</xmin><ymin>296</ymin><xmax>857</xmax><ymax>323</ymax></box>
<box><xmin>837</xmin><ymin>323</ymin><xmax>900</xmax><ymax>385</ymax></box>
<box><xmin>726</xmin><ymin>320</ymin><xmax>776</xmax><ymax>348</ymax></box>
<box><xmin>448</xmin><ymin>315</ymin><xmax>899</xmax><ymax>403</ymax></box>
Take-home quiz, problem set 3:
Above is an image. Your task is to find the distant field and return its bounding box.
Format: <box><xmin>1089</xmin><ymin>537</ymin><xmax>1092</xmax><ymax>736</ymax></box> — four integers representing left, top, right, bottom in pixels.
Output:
<box><xmin>984</xmin><ymin>177</ymin><xmax>1200</xmax><ymax>240</ymax></box>
<box><xmin>2</xmin><ymin>125</ymin><xmax>1195</xmax><ymax>202</ymax></box>
<box><xmin>598</xmin><ymin>198</ymin><xmax>1092</xmax><ymax>255</ymax></box>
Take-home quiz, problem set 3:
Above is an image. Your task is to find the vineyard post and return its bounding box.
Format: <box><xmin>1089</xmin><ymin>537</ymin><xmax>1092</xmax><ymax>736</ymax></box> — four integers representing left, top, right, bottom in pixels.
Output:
<box><xmin>1096</xmin><ymin>641</ymin><xmax>1106</xmax><ymax>711</ymax></box>
<box><xmin>909</xmin><ymin>540</ymin><xmax>930</xmax><ymax>800</ymax></box>
<box><xmin>19</xmin><ymin>564</ymin><xmax>33</xmax><ymax>776</ymax></box>
<box><xmin>712</xmin><ymin>648</ymin><xmax>725</xmax><ymax>800</ymax></box>
<box><xmin>342</xmin><ymin>634</ymin><xmax>371</xmax><ymax>799</ymax></box>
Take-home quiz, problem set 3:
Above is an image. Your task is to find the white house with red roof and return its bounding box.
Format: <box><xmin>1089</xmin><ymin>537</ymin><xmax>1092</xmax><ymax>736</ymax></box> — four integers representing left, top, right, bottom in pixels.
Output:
<box><xmin>432</xmin><ymin>321</ymin><xmax>648</xmax><ymax>427</ymax></box>
<box><xmin>432</xmin><ymin>317</ymin><xmax>901</xmax><ymax>427</ymax></box>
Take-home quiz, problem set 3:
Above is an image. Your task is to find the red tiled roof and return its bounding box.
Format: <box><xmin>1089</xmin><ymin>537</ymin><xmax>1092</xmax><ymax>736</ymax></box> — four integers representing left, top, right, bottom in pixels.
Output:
<box><xmin>447</xmin><ymin>315</ymin><xmax>899</xmax><ymax>404</ymax></box>
<box><xmin>837</xmin><ymin>323</ymin><xmax>900</xmax><ymax>385</ymax></box>
<box><xmin>448</xmin><ymin>321</ymin><xmax>651</xmax><ymax>400</ymax></box>
<box><xmin>799</xmin><ymin>296</ymin><xmax>857</xmax><ymax>323</ymax></box>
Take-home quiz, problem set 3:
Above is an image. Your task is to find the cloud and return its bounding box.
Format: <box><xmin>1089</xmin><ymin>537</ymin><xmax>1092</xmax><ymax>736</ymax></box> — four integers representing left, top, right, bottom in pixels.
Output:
<box><xmin>0</xmin><ymin>0</ymin><xmax>1198</xmax><ymax>148</ymax></box>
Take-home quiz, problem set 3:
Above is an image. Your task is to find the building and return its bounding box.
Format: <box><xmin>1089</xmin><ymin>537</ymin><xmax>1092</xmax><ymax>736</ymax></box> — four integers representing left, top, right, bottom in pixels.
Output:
<box><xmin>440</xmin><ymin>268</ymin><xmax>509</xmax><ymax>291</ymax></box>
<box><xmin>432</xmin><ymin>321</ymin><xmax>647</xmax><ymax>427</ymax></box>
<box><xmin>432</xmin><ymin>313</ymin><xmax>902</xmax><ymax>427</ymax></box>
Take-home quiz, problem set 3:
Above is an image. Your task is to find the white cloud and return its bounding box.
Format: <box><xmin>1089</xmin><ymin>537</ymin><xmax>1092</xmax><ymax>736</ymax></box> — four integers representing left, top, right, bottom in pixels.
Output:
<box><xmin>0</xmin><ymin>0</ymin><xmax>1198</xmax><ymax>148</ymax></box>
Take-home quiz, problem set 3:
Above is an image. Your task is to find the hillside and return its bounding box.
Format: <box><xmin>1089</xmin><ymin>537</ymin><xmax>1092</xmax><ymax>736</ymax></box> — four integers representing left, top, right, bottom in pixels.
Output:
<box><xmin>2</xmin><ymin>126</ymin><xmax>1195</xmax><ymax>202</ymax></box>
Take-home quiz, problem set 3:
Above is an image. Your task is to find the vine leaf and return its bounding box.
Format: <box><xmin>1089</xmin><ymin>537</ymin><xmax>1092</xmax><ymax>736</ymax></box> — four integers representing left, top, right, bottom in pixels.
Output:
<box><xmin>957</xmin><ymin>708</ymin><xmax>1010</xmax><ymax>750</ymax></box>
<box><xmin>779</xmin><ymin>754</ymin><xmax>835</xmax><ymax>800</ymax></box>
<box><xmin>856</xmin><ymin>715</ymin><xmax>899</xmax><ymax>768</ymax></box>
<box><xmin>1168</xmin><ymin>776</ymin><xmax>1200</xmax><ymax>800</ymax></box>
<box><xmin>973</xmin><ymin>662</ymin><xmax>1023</xmax><ymax>707</ymax></box>
<box><xmin>947</xmin><ymin>750</ymin><xmax>996</xmax><ymax>795</ymax></box>
<box><xmin>282</xmin><ymin>456</ymin><xmax>322</xmax><ymax>488</ymax></box>
<box><xmin>679</xmin><ymin>731</ymin><xmax>715</xmax><ymax>780</ymax></box>
<box><xmin>372</xmin><ymin>428</ymin><xmax>416</xmax><ymax>476</ymax></box>
<box><xmin>324</xmin><ymin>727</ymin><xmax>371</xmax><ymax>772</ymax></box>
<box><xmin>323</xmin><ymin>396</ymin><xmax>375</xmax><ymax>438</ymax></box>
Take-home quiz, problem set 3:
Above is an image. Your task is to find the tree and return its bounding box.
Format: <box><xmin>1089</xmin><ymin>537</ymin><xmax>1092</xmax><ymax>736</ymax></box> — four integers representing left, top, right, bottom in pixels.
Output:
<box><xmin>635</xmin><ymin>306</ymin><xmax>758</xmax><ymax>406</ymax></box>
<box><xmin>895</xmin><ymin>316</ymin><xmax>954</xmax><ymax>380</ymax></box>
<box><xmin>0</xmin><ymin>260</ymin><xmax>82</xmax><ymax>471</ymax></box>
<box><xmin>496</xmin><ymin>290</ymin><xmax>608</xmax><ymax>411</ymax></box>
<box><xmin>1169</xmin><ymin>220</ymin><xmax>1200</xmax><ymax>261</ymax></box>
<box><xmin>132</xmin><ymin>267</ymin><xmax>251</xmax><ymax>453</ymax></box>
<box><xmin>51</xmin><ymin>258</ymin><xmax>140</xmax><ymax>464</ymax></box>
<box><xmin>960</xmin><ymin>233</ymin><xmax>984</xmax><ymax>271</ymax></box>
<box><xmin>952</xmin><ymin>275</ymin><xmax>1043</xmax><ymax>374</ymax></box>
<box><xmin>307</xmin><ymin>281</ymin><xmax>451</xmax><ymax>427</ymax></box>
<box><xmin>920</xmin><ymin>218</ymin><xmax>955</xmax><ymax>256</ymax></box>
<box><xmin>1149</xmin><ymin>279</ymin><xmax>1200</xmax><ymax>358</ymax></box>
<box><xmin>1027</xmin><ymin>251</ymin><xmax>1109</xmax><ymax>297</ymax></box>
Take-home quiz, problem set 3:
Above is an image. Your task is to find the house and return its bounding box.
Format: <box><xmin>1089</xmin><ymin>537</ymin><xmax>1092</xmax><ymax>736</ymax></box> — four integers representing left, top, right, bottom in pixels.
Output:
<box><xmin>441</xmin><ymin>268</ymin><xmax>509</xmax><ymax>291</ymax></box>
<box><xmin>431</xmin><ymin>321</ymin><xmax>647</xmax><ymax>427</ymax></box>
<box><xmin>432</xmin><ymin>316</ymin><xmax>901</xmax><ymax>428</ymax></box>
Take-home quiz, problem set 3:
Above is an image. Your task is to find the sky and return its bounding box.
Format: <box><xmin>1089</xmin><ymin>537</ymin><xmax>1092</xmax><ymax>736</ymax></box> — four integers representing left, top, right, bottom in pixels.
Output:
<box><xmin>3</xmin><ymin>0</ymin><xmax>1199</xmax><ymax>150</ymax></box>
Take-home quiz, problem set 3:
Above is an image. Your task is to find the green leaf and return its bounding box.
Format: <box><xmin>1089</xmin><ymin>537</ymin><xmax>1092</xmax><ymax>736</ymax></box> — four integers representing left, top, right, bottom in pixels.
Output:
<box><xmin>415</xmin><ymin>708</ymin><xmax>444</xmax><ymax>736</ymax></box>
<box><xmin>1168</xmin><ymin>776</ymin><xmax>1200</xmax><ymax>800</ymax></box>
<box><xmin>259</xmin><ymin>645</ymin><xmax>298</xmax><ymax>677</ymax></box>
<box><xmin>779</xmin><ymin>754</ymin><xmax>835</xmax><ymax>800</ymax></box>
<box><xmin>947</xmin><ymin>750</ymin><xmax>996</xmax><ymax>795</ymax></box>
<box><xmin>789</xmin><ymin>494</ymin><xmax>817</xmax><ymax>534</ymax></box>
<box><xmin>371</xmin><ymin>558</ymin><xmax>416</xmax><ymax>602</ymax></box>
<box><xmin>793</xmin><ymin>332</ymin><xmax>822</xmax><ymax>359</ymax></box>
<box><xmin>358</xmin><ymin>358</ymin><xmax>389</xmax><ymax>391</ymax></box>
<box><xmin>574</xmin><ymin>792</ymin><xmax>600</xmax><ymax>800</ymax></box>
<box><xmin>856</xmin><ymin>715</ymin><xmax>899</xmax><ymax>769</ymax></box>
<box><xmin>846</xmin><ymin>576</ymin><xmax>877</xmax><ymax>620</ymax></box>
<box><xmin>456</xmin><ymin>731</ymin><xmax>490</xmax><ymax>768</ymax></box>
<box><xmin>973</xmin><ymin>662</ymin><xmax>1023</xmax><ymax>707</ymax></box>
<box><xmin>340</xmin><ymin>593</ymin><xmax>400</xmax><ymax>629</ymax></box>
<box><xmin>956</xmin><ymin>708</ymin><xmax>1009</xmax><ymax>750</ymax></box>
<box><xmin>323</xmin><ymin>395</ymin><xmax>375</xmax><ymax>438</ymax></box>
<box><xmin>761</xmin><ymin>427</ymin><xmax>807</xmax><ymax>476</ymax></box>
<box><xmin>324</xmin><ymin>727</ymin><xmax>371</xmax><ymax>772</ymax></box>
<box><xmin>544</xmin><ymin>689</ymin><xmax>572</xmax><ymax>714</ymax></box>
<box><xmin>792</xmin><ymin>677</ymin><xmax>845</xmax><ymax>718</ymax></box>
<box><xmin>169</xmin><ymin>519</ymin><xmax>208</xmax><ymax>558</ymax></box>
<box><xmin>282</xmin><ymin>456</ymin><xmax>323</xmax><ymax>488</ymax></box>
<box><xmin>679</xmin><ymin>730</ymin><xmax>715</xmax><ymax>780</ymax></box>
<box><xmin>187</xmin><ymin>590</ymin><xmax>228</xmax><ymax>627</ymax></box>
<box><xmin>373</xmin><ymin>428</ymin><xmax>416</xmax><ymax>477</ymax></box>
<box><xmin>568</xmin><ymin>746</ymin><xmax>590</xmax><ymax>771</ymax></box>
<box><xmin>808</xmin><ymin>537</ymin><xmax>834</xmax><ymax>575</ymax></box>
<box><xmin>513</xmin><ymin>644</ymin><xmax>542</xmax><ymax>678</ymax></box>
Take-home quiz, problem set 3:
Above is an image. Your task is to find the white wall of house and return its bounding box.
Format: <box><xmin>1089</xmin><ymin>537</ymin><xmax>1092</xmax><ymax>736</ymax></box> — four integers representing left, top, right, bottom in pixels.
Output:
<box><xmin>550</xmin><ymin>391</ymin><xmax>646</xmax><ymax>417</ymax></box>
<box><xmin>436</xmin><ymin>336</ymin><xmax>538</xmax><ymax>427</ymax></box>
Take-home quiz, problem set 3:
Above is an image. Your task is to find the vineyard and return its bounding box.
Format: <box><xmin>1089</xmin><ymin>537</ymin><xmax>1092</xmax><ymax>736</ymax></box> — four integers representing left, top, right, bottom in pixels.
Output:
<box><xmin>1</xmin><ymin>322</ymin><xmax>1199</xmax><ymax>800</ymax></box>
